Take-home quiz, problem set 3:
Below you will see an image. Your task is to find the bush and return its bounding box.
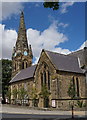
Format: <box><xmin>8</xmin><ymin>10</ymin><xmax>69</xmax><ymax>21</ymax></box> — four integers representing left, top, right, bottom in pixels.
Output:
<box><xmin>77</xmin><ymin>100</ymin><xmax>84</xmax><ymax>108</ymax></box>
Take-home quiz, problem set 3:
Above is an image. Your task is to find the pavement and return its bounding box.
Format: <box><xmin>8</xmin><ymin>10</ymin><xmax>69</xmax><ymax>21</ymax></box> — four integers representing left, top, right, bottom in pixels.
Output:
<box><xmin>0</xmin><ymin>104</ymin><xmax>87</xmax><ymax>118</ymax></box>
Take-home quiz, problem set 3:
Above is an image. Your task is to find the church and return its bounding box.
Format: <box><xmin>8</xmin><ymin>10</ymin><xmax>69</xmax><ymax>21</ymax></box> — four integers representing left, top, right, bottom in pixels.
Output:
<box><xmin>10</xmin><ymin>12</ymin><xmax>87</xmax><ymax>109</ymax></box>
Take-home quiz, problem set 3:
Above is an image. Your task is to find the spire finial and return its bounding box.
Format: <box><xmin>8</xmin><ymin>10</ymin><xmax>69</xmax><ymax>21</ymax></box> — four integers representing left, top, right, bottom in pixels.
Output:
<box><xmin>20</xmin><ymin>11</ymin><xmax>24</xmax><ymax>17</ymax></box>
<box><xmin>19</xmin><ymin>11</ymin><xmax>25</xmax><ymax>29</ymax></box>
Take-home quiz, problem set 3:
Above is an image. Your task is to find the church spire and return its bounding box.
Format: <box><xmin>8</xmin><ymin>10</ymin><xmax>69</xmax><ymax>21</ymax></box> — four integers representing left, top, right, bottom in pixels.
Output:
<box><xmin>16</xmin><ymin>11</ymin><xmax>28</xmax><ymax>53</ymax></box>
<box><xmin>19</xmin><ymin>11</ymin><xmax>26</xmax><ymax>29</ymax></box>
<box><xmin>12</xmin><ymin>12</ymin><xmax>33</xmax><ymax>77</ymax></box>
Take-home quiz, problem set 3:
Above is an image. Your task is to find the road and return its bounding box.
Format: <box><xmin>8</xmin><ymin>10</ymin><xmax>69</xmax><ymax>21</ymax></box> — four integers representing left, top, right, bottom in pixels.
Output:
<box><xmin>1</xmin><ymin>113</ymin><xmax>87</xmax><ymax>120</ymax></box>
<box><xmin>1</xmin><ymin>113</ymin><xmax>80</xmax><ymax>120</ymax></box>
<box><xmin>2</xmin><ymin>113</ymin><xmax>72</xmax><ymax>119</ymax></box>
<box><xmin>1</xmin><ymin>104</ymin><xmax>87</xmax><ymax>120</ymax></box>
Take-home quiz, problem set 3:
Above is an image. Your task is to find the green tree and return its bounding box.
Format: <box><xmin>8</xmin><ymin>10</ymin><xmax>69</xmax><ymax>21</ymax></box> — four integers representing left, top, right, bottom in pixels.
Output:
<box><xmin>77</xmin><ymin>100</ymin><xmax>84</xmax><ymax>108</ymax></box>
<box><xmin>39</xmin><ymin>85</ymin><xmax>51</xmax><ymax>99</ymax></box>
<box><xmin>2</xmin><ymin>59</ymin><xmax>12</xmax><ymax>103</ymax></box>
<box><xmin>30</xmin><ymin>87</ymin><xmax>38</xmax><ymax>107</ymax></box>
<box><xmin>12</xmin><ymin>88</ymin><xmax>18</xmax><ymax>104</ymax></box>
<box><xmin>39</xmin><ymin>85</ymin><xmax>51</xmax><ymax>107</ymax></box>
<box><xmin>43</xmin><ymin>1</ymin><xmax>59</xmax><ymax>10</ymax></box>
<box><xmin>67</xmin><ymin>79</ymin><xmax>76</xmax><ymax>99</ymax></box>
<box><xmin>18</xmin><ymin>87</ymin><xmax>27</xmax><ymax>105</ymax></box>
<box><xmin>67</xmin><ymin>78</ymin><xmax>77</xmax><ymax>118</ymax></box>
<box><xmin>6</xmin><ymin>87</ymin><xmax>11</xmax><ymax>104</ymax></box>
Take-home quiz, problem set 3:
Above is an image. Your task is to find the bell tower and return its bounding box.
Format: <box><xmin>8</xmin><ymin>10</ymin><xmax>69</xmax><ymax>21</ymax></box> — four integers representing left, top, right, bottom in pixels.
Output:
<box><xmin>12</xmin><ymin>12</ymin><xmax>33</xmax><ymax>77</ymax></box>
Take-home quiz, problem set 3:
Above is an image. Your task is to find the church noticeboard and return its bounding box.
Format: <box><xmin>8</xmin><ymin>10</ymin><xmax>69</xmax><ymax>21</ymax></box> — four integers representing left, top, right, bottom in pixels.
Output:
<box><xmin>52</xmin><ymin>100</ymin><xmax>56</xmax><ymax>107</ymax></box>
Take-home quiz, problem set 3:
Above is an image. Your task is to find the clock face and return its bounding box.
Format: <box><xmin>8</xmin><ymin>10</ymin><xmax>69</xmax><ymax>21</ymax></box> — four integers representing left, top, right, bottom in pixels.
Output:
<box><xmin>24</xmin><ymin>51</ymin><xmax>28</xmax><ymax>56</ymax></box>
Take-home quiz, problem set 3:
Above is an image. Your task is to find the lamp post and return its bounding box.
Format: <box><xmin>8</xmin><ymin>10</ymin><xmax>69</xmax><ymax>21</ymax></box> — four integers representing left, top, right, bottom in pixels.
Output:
<box><xmin>72</xmin><ymin>105</ymin><xmax>74</xmax><ymax>118</ymax></box>
<box><xmin>71</xmin><ymin>100</ymin><xmax>74</xmax><ymax>119</ymax></box>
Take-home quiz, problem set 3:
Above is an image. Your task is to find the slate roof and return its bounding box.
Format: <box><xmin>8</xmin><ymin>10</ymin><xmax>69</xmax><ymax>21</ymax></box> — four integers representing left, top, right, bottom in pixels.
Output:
<box><xmin>10</xmin><ymin>65</ymin><xmax>36</xmax><ymax>83</ymax></box>
<box><xmin>68</xmin><ymin>47</ymin><xmax>87</xmax><ymax>67</ymax></box>
<box><xmin>45</xmin><ymin>50</ymin><xmax>84</xmax><ymax>74</ymax></box>
<box><xmin>10</xmin><ymin>50</ymin><xmax>84</xmax><ymax>84</ymax></box>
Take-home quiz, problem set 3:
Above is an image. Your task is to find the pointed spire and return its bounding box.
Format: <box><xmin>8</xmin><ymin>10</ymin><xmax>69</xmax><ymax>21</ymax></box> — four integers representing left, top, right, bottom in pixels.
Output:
<box><xmin>16</xmin><ymin>11</ymin><xmax>28</xmax><ymax>53</ymax></box>
<box><xmin>19</xmin><ymin>11</ymin><xmax>26</xmax><ymax>29</ymax></box>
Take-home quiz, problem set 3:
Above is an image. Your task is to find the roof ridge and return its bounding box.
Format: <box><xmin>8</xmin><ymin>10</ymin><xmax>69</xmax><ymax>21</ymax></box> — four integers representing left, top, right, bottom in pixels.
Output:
<box><xmin>45</xmin><ymin>49</ymin><xmax>67</xmax><ymax>56</ymax></box>
<box><xmin>68</xmin><ymin>48</ymin><xmax>85</xmax><ymax>55</ymax></box>
<box><xmin>45</xmin><ymin>49</ymin><xmax>77</xmax><ymax>59</ymax></box>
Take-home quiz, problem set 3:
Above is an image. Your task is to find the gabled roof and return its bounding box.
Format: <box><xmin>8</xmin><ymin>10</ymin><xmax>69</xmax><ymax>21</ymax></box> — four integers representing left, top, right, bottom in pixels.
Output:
<box><xmin>10</xmin><ymin>49</ymin><xmax>84</xmax><ymax>84</ymax></box>
<box><xmin>10</xmin><ymin>65</ymin><xmax>36</xmax><ymax>83</ymax></box>
<box><xmin>45</xmin><ymin>50</ymin><xmax>84</xmax><ymax>74</ymax></box>
<box><xmin>68</xmin><ymin>47</ymin><xmax>87</xmax><ymax>67</ymax></box>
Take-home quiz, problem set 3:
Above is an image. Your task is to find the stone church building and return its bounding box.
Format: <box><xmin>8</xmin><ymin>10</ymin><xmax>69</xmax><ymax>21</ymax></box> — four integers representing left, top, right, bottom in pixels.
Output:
<box><xmin>10</xmin><ymin>12</ymin><xmax>87</xmax><ymax>109</ymax></box>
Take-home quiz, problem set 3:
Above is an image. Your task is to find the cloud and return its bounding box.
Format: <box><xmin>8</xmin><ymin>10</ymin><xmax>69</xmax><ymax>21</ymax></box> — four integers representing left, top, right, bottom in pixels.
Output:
<box><xmin>35</xmin><ymin>3</ymin><xmax>40</xmax><ymax>7</ymax></box>
<box><xmin>48</xmin><ymin>15</ymin><xmax>69</xmax><ymax>28</ymax></box>
<box><xmin>32</xmin><ymin>57</ymin><xmax>39</xmax><ymax>65</ymax></box>
<box><xmin>60</xmin><ymin>2</ymin><xmax>74</xmax><ymax>14</ymax></box>
<box><xmin>58</xmin><ymin>22</ymin><xmax>69</xmax><ymax>28</ymax></box>
<box><xmin>27</xmin><ymin>21</ymin><xmax>68</xmax><ymax>60</ymax></box>
<box><xmin>1</xmin><ymin>2</ymin><xmax>24</xmax><ymax>21</ymax></box>
<box><xmin>79</xmin><ymin>40</ymin><xmax>87</xmax><ymax>50</ymax></box>
<box><xmin>1</xmin><ymin>21</ymin><xmax>86</xmax><ymax>64</ymax></box>
<box><xmin>0</xmin><ymin>24</ymin><xmax>2</xmax><ymax>59</ymax></box>
<box><xmin>1</xmin><ymin>24</ymin><xmax>17</xmax><ymax>59</ymax></box>
<box><xmin>1</xmin><ymin>21</ymin><xmax>69</xmax><ymax>62</ymax></box>
<box><xmin>52</xmin><ymin>47</ymin><xmax>71</xmax><ymax>54</ymax></box>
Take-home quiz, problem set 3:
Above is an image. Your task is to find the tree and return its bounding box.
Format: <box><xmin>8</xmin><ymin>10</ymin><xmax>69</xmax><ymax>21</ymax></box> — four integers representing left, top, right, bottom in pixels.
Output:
<box><xmin>43</xmin><ymin>1</ymin><xmax>59</xmax><ymax>10</ymax></box>
<box><xmin>67</xmin><ymin>79</ymin><xmax>76</xmax><ymax>99</ymax></box>
<box><xmin>39</xmin><ymin>85</ymin><xmax>51</xmax><ymax>107</ymax></box>
<box><xmin>12</xmin><ymin>88</ymin><xmax>18</xmax><ymax>104</ymax></box>
<box><xmin>39</xmin><ymin>85</ymin><xmax>51</xmax><ymax>99</ymax></box>
<box><xmin>2</xmin><ymin>59</ymin><xmax>12</xmax><ymax>103</ymax></box>
<box><xmin>76</xmin><ymin>100</ymin><xmax>84</xmax><ymax>108</ymax></box>
<box><xmin>67</xmin><ymin>78</ymin><xmax>77</xmax><ymax>118</ymax></box>
<box><xmin>30</xmin><ymin>87</ymin><xmax>38</xmax><ymax>107</ymax></box>
<box><xmin>18</xmin><ymin>87</ymin><xmax>27</xmax><ymax>105</ymax></box>
<box><xmin>6</xmin><ymin>87</ymin><xmax>11</xmax><ymax>104</ymax></box>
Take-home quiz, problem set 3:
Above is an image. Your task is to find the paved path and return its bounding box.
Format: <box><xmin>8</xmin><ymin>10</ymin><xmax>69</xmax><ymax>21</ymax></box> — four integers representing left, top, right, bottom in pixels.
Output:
<box><xmin>0</xmin><ymin>104</ymin><xmax>87</xmax><ymax>118</ymax></box>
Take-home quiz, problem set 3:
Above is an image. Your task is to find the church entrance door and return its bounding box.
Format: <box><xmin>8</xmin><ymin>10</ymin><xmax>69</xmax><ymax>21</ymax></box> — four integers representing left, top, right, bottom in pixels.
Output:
<box><xmin>44</xmin><ymin>97</ymin><xmax>49</xmax><ymax>108</ymax></box>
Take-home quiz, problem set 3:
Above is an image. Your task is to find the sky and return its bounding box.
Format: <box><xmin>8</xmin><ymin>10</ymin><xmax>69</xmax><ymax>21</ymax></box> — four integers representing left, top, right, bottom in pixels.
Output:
<box><xmin>0</xmin><ymin>2</ymin><xmax>86</xmax><ymax>64</ymax></box>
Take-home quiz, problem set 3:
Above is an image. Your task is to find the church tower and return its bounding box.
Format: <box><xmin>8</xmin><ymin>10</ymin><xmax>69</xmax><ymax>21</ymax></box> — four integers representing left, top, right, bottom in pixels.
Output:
<box><xmin>12</xmin><ymin>12</ymin><xmax>33</xmax><ymax>77</ymax></box>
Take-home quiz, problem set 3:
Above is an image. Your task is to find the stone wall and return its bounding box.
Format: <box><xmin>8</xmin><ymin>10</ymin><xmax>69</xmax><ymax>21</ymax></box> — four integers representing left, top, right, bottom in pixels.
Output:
<box><xmin>10</xmin><ymin>50</ymin><xmax>86</xmax><ymax>109</ymax></box>
<box><xmin>34</xmin><ymin>50</ymin><xmax>86</xmax><ymax>109</ymax></box>
<box><xmin>10</xmin><ymin>78</ymin><xmax>34</xmax><ymax>106</ymax></box>
<box><xmin>34</xmin><ymin>50</ymin><xmax>56</xmax><ymax>108</ymax></box>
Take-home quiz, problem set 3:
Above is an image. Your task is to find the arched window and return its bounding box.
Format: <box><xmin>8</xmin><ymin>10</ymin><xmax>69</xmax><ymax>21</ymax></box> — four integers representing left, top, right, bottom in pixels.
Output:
<box><xmin>72</xmin><ymin>76</ymin><xmax>75</xmax><ymax>87</ymax></box>
<box><xmin>44</xmin><ymin>71</ymin><xmax>46</xmax><ymax>85</ymax></box>
<box><xmin>26</xmin><ymin>62</ymin><xmax>28</xmax><ymax>68</ymax></box>
<box><xmin>48</xmin><ymin>71</ymin><xmax>50</xmax><ymax>90</ymax></box>
<box><xmin>41</xmin><ymin>73</ymin><xmax>43</xmax><ymax>87</ymax></box>
<box><xmin>22</xmin><ymin>62</ymin><xmax>24</xmax><ymax>69</ymax></box>
<box><xmin>76</xmin><ymin>77</ymin><xmax>79</xmax><ymax>97</ymax></box>
<box><xmin>15</xmin><ymin>63</ymin><xmax>16</xmax><ymax>70</ymax></box>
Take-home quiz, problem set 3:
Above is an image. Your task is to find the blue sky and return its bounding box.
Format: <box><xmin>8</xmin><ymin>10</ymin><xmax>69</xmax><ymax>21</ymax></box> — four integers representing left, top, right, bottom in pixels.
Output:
<box><xmin>1</xmin><ymin>2</ymin><xmax>86</xmax><ymax>63</ymax></box>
